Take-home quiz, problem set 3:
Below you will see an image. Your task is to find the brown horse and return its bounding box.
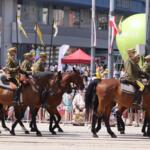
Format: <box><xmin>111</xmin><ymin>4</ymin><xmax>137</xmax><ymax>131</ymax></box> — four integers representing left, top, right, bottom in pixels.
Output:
<box><xmin>0</xmin><ymin>71</ymin><xmax>62</xmax><ymax>136</ymax></box>
<box><xmin>114</xmin><ymin>82</ymin><xmax>150</xmax><ymax>137</ymax></box>
<box><xmin>85</xmin><ymin>79</ymin><xmax>119</xmax><ymax>138</ymax></box>
<box><xmin>86</xmin><ymin>79</ymin><xmax>150</xmax><ymax>137</ymax></box>
<box><xmin>30</xmin><ymin>68</ymin><xmax>85</xmax><ymax>135</ymax></box>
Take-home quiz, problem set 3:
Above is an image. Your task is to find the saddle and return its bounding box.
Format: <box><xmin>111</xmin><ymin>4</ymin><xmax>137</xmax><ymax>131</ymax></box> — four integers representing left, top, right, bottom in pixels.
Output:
<box><xmin>120</xmin><ymin>82</ymin><xmax>136</xmax><ymax>94</ymax></box>
<box><xmin>0</xmin><ymin>72</ymin><xmax>17</xmax><ymax>90</ymax></box>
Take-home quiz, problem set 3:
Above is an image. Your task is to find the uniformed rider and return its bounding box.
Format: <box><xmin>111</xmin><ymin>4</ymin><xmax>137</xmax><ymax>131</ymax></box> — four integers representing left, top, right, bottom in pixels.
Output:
<box><xmin>124</xmin><ymin>48</ymin><xmax>146</xmax><ymax>107</ymax></box>
<box><xmin>21</xmin><ymin>52</ymin><xmax>33</xmax><ymax>74</ymax></box>
<box><xmin>5</xmin><ymin>47</ymin><xmax>22</xmax><ymax>105</ymax></box>
<box><xmin>143</xmin><ymin>55</ymin><xmax>150</xmax><ymax>77</ymax></box>
<box><xmin>31</xmin><ymin>52</ymin><xmax>48</xmax><ymax>106</ymax></box>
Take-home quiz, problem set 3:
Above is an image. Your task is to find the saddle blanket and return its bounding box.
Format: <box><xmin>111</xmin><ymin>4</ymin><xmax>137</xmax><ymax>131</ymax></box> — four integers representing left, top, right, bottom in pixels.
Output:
<box><xmin>121</xmin><ymin>83</ymin><xmax>135</xmax><ymax>94</ymax></box>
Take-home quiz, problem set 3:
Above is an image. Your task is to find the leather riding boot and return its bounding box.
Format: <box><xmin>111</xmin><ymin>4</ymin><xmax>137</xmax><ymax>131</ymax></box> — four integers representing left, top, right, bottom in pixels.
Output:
<box><xmin>12</xmin><ymin>86</ymin><xmax>21</xmax><ymax>105</ymax></box>
<box><xmin>40</xmin><ymin>89</ymin><xmax>48</xmax><ymax>107</ymax></box>
<box><xmin>133</xmin><ymin>90</ymin><xmax>142</xmax><ymax>107</ymax></box>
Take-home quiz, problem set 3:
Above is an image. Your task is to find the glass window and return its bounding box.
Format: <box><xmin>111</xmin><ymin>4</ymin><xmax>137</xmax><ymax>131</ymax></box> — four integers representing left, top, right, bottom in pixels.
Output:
<box><xmin>53</xmin><ymin>8</ymin><xmax>64</xmax><ymax>26</ymax></box>
<box><xmin>116</xmin><ymin>0</ymin><xmax>131</xmax><ymax>9</ymax></box>
<box><xmin>69</xmin><ymin>9</ymin><xmax>80</xmax><ymax>27</ymax></box>
<box><xmin>97</xmin><ymin>13</ymin><xmax>108</xmax><ymax>30</ymax></box>
<box><xmin>37</xmin><ymin>7</ymin><xmax>48</xmax><ymax>24</ymax></box>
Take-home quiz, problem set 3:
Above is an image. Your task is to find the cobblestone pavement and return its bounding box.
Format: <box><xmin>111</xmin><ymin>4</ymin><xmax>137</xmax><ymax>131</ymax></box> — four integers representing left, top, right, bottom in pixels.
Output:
<box><xmin>0</xmin><ymin>123</ymin><xmax>150</xmax><ymax>150</ymax></box>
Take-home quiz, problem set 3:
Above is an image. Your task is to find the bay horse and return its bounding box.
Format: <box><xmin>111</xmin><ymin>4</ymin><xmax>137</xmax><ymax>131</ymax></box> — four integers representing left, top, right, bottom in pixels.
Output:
<box><xmin>85</xmin><ymin>79</ymin><xmax>118</xmax><ymax>138</ymax></box>
<box><xmin>30</xmin><ymin>68</ymin><xmax>85</xmax><ymax>135</ymax></box>
<box><xmin>86</xmin><ymin>79</ymin><xmax>150</xmax><ymax>137</ymax></box>
<box><xmin>0</xmin><ymin>71</ymin><xmax>62</xmax><ymax>136</ymax></box>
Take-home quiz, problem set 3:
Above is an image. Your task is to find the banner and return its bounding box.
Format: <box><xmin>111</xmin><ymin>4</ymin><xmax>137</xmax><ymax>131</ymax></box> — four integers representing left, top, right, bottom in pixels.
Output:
<box><xmin>57</xmin><ymin>45</ymin><xmax>70</xmax><ymax>72</ymax></box>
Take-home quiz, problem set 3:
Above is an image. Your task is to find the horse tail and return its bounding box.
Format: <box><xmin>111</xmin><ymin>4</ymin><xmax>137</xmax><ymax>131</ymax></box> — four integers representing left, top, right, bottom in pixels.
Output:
<box><xmin>84</xmin><ymin>80</ymin><xmax>98</xmax><ymax>117</ymax></box>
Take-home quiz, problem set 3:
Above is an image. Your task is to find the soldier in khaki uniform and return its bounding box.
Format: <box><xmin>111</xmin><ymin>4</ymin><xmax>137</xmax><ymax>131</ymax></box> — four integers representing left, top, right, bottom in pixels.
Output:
<box><xmin>31</xmin><ymin>52</ymin><xmax>48</xmax><ymax>106</ymax></box>
<box><xmin>5</xmin><ymin>47</ymin><xmax>21</xmax><ymax>105</ymax></box>
<box><xmin>21</xmin><ymin>52</ymin><xmax>33</xmax><ymax>74</ymax></box>
<box><xmin>32</xmin><ymin>52</ymin><xmax>47</xmax><ymax>73</ymax></box>
<box><xmin>143</xmin><ymin>55</ymin><xmax>150</xmax><ymax>76</ymax></box>
<box><xmin>124</xmin><ymin>49</ymin><xmax>146</xmax><ymax>106</ymax></box>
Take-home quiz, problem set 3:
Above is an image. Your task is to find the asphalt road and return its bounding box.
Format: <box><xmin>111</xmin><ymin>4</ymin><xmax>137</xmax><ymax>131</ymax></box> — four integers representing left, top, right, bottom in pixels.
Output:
<box><xmin>0</xmin><ymin>123</ymin><xmax>150</xmax><ymax>150</ymax></box>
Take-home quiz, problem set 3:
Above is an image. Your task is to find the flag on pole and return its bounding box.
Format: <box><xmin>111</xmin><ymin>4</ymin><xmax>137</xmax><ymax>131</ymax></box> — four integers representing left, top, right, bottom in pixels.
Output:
<box><xmin>57</xmin><ymin>44</ymin><xmax>70</xmax><ymax>72</ymax></box>
<box><xmin>108</xmin><ymin>16</ymin><xmax>118</xmax><ymax>53</ymax></box>
<box><xmin>17</xmin><ymin>16</ymin><xmax>28</xmax><ymax>38</ymax></box>
<box><xmin>118</xmin><ymin>16</ymin><xmax>123</xmax><ymax>34</ymax></box>
<box><xmin>34</xmin><ymin>24</ymin><xmax>44</xmax><ymax>45</ymax></box>
<box><xmin>53</xmin><ymin>20</ymin><xmax>58</xmax><ymax>37</ymax></box>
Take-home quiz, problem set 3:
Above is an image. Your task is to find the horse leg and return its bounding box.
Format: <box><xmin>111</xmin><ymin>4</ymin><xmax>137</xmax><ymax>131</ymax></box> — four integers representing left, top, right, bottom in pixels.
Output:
<box><xmin>103</xmin><ymin>115</ymin><xmax>117</xmax><ymax>138</ymax></box>
<box><xmin>10</xmin><ymin>119</ymin><xmax>19</xmax><ymax>135</ymax></box>
<box><xmin>142</xmin><ymin>116</ymin><xmax>148</xmax><ymax>136</ymax></box>
<box><xmin>10</xmin><ymin>106</ymin><xmax>27</xmax><ymax>135</ymax></box>
<box><xmin>18</xmin><ymin>120</ymin><xmax>30</xmax><ymax>134</ymax></box>
<box><xmin>49</xmin><ymin>114</ymin><xmax>57</xmax><ymax>135</ymax></box>
<box><xmin>95</xmin><ymin>115</ymin><xmax>102</xmax><ymax>133</ymax></box>
<box><xmin>52</xmin><ymin>110</ymin><xmax>63</xmax><ymax>132</ymax></box>
<box><xmin>31</xmin><ymin>108</ymin><xmax>42</xmax><ymax>136</ymax></box>
<box><xmin>146</xmin><ymin>115</ymin><xmax>150</xmax><ymax>137</ymax></box>
<box><xmin>116</xmin><ymin>107</ymin><xmax>126</xmax><ymax>134</ymax></box>
<box><xmin>91</xmin><ymin>112</ymin><xmax>99</xmax><ymax>138</ymax></box>
<box><xmin>0</xmin><ymin>105</ymin><xmax>10</xmax><ymax>131</ymax></box>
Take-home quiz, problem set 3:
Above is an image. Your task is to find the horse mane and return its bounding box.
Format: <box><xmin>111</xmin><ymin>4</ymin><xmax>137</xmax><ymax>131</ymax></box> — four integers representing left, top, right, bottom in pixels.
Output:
<box><xmin>32</xmin><ymin>71</ymin><xmax>53</xmax><ymax>78</ymax></box>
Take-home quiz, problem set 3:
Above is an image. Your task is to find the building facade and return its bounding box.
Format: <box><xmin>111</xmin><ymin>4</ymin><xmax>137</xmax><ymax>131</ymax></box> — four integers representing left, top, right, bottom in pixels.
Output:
<box><xmin>0</xmin><ymin>0</ymin><xmax>145</xmax><ymax>67</ymax></box>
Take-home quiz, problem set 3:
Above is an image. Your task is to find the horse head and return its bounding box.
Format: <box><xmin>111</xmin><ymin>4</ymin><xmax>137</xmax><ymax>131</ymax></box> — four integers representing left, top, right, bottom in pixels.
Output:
<box><xmin>62</xmin><ymin>68</ymin><xmax>85</xmax><ymax>91</ymax></box>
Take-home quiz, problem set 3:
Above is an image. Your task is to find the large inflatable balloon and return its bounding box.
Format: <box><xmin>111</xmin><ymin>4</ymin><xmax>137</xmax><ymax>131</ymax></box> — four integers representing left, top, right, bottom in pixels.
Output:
<box><xmin>116</xmin><ymin>13</ymin><xmax>146</xmax><ymax>61</ymax></box>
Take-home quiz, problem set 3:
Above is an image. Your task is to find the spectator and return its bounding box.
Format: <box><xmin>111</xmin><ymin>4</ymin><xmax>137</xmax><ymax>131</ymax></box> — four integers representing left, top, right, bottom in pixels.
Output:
<box><xmin>72</xmin><ymin>90</ymin><xmax>85</xmax><ymax>125</ymax></box>
<box><xmin>62</xmin><ymin>93</ymin><xmax>73</xmax><ymax>124</ymax></box>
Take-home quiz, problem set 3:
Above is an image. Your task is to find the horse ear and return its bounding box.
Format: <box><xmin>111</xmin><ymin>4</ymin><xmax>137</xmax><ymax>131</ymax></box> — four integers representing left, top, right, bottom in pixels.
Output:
<box><xmin>73</xmin><ymin>67</ymin><xmax>77</xmax><ymax>72</ymax></box>
<box><xmin>57</xmin><ymin>71</ymin><xmax>62</xmax><ymax>81</ymax></box>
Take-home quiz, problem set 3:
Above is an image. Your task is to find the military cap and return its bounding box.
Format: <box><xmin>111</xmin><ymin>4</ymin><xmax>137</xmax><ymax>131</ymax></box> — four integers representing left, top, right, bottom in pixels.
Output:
<box><xmin>145</xmin><ymin>55</ymin><xmax>150</xmax><ymax>61</ymax></box>
<box><xmin>8</xmin><ymin>47</ymin><xmax>17</xmax><ymax>53</ymax></box>
<box><xmin>127</xmin><ymin>48</ymin><xmax>136</xmax><ymax>54</ymax></box>
<box><xmin>24</xmin><ymin>52</ymin><xmax>32</xmax><ymax>58</ymax></box>
<box><xmin>39</xmin><ymin>52</ymin><xmax>47</xmax><ymax>57</ymax></box>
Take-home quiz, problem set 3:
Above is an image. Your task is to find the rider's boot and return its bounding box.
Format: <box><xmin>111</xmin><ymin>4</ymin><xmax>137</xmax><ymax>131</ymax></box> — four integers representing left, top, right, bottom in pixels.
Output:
<box><xmin>12</xmin><ymin>86</ymin><xmax>21</xmax><ymax>106</ymax></box>
<box><xmin>133</xmin><ymin>90</ymin><xmax>142</xmax><ymax>107</ymax></box>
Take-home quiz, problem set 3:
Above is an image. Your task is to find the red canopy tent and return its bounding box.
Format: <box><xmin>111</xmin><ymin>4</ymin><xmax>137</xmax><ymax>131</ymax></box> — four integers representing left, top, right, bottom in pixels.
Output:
<box><xmin>61</xmin><ymin>49</ymin><xmax>92</xmax><ymax>64</ymax></box>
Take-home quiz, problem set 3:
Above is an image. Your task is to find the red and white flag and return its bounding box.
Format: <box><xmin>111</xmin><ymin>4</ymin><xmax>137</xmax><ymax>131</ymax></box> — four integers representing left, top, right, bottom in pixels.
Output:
<box><xmin>108</xmin><ymin>16</ymin><xmax>118</xmax><ymax>53</ymax></box>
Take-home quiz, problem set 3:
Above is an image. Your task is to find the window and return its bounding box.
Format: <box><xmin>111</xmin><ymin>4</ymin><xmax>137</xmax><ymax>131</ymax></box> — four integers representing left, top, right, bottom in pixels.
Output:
<box><xmin>69</xmin><ymin>9</ymin><xmax>80</xmax><ymax>27</ymax></box>
<box><xmin>116</xmin><ymin>0</ymin><xmax>131</xmax><ymax>9</ymax></box>
<box><xmin>97</xmin><ymin>13</ymin><xmax>108</xmax><ymax>30</ymax></box>
<box><xmin>37</xmin><ymin>7</ymin><xmax>48</xmax><ymax>24</ymax></box>
<box><xmin>53</xmin><ymin>8</ymin><xmax>64</xmax><ymax>26</ymax></box>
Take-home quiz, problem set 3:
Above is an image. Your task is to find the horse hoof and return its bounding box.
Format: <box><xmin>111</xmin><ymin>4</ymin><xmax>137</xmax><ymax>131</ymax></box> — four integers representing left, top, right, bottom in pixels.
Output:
<box><xmin>4</xmin><ymin>127</ymin><xmax>10</xmax><ymax>131</ymax></box>
<box><xmin>111</xmin><ymin>134</ymin><xmax>117</xmax><ymax>138</ymax></box>
<box><xmin>31</xmin><ymin>128</ymin><xmax>36</xmax><ymax>132</ymax></box>
<box><xmin>10</xmin><ymin>130</ymin><xmax>16</xmax><ymax>136</ymax></box>
<box><xmin>36</xmin><ymin>132</ymin><xmax>42</xmax><ymax>137</ymax></box>
<box><xmin>58</xmin><ymin>129</ymin><xmax>64</xmax><ymax>132</ymax></box>
<box><xmin>52</xmin><ymin>131</ymin><xmax>57</xmax><ymax>135</ymax></box>
<box><xmin>120</xmin><ymin>130</ymin><xmax>125</xmax><ymax>134</ymax></box>
<box><xmin>143</xmin><ymin>132</ymin><xmax>148</xmax><ymax>136</ymax></box>
<box><xmin>93</xmin><ymin>134</ymin><xmax>99</xmax><ymax>138</ymax></box>
<box><xmin>25</xmin><ymin>131</ymin><xmax>30</xmax><ymax>134</ymax></box>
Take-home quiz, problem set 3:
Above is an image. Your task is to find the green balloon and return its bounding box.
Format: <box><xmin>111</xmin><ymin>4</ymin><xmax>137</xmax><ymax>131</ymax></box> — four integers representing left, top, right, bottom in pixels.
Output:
<box><xmin>116</xmin><ymin>13</ymin><xmax>146</xmax><ymax>61</ymax></box>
